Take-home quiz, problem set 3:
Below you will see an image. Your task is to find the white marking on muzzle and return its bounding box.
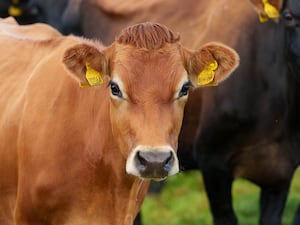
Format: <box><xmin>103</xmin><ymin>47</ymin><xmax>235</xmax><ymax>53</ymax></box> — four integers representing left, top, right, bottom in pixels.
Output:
<box><xmin>126</xmin><ymin>145</ymin><xmax>179</xmax><ymax>179</ymax></box>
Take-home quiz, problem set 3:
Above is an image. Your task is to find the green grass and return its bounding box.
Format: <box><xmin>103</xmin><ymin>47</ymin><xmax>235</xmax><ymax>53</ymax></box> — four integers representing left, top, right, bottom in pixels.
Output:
<box><xmin>141</xmin><ymin>168</ymin><xmax>300</xmax><ymax>225</ymax></box>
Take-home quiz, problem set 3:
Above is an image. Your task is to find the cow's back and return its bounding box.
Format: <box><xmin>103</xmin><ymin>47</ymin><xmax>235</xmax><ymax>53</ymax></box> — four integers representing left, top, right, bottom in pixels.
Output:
<box><xmin>82</xmin><ymin>0</ymin><xmax>255</xmax><ymax>47</ymax></box>
<box><xmin>0</xmin><ymin>17</ymin><xmax>61</xmax><ymax>39</ymax></box>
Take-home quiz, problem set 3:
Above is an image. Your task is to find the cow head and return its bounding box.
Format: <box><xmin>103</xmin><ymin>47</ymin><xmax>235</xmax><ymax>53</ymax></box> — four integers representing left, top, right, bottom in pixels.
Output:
<box><xmin>281</xmin><ymin>0</ymin><xmax>300</xmax><ymax>76</ymax></box>
<box><xmin>62</xmin><ymin>22</ymin><xmax>239</xmax><ymax>180</ymax></box>
<box><xmin>250</xmin><ymin>0</ymin><xmax>300</xmax><ymax>81</ymax></box>
<box><xmin>250</xmin><ymin>0</ymin><xmax>300</xmax><ymax>79</ymax></box>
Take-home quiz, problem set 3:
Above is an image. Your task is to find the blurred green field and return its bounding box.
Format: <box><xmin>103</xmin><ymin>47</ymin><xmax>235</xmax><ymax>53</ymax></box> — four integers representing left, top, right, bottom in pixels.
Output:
<box><xmin>141</xmin><ymin>168</ymin><xmax>300</xmax><ymax>225</ymax></box>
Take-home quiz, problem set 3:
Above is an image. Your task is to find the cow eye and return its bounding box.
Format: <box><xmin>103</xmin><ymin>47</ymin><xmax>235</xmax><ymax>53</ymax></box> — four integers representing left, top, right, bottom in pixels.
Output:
<box><xmin>283</xmin><ymin>11</ymin><xmax>293</xmax><ymax>21</ymax></box>
<box><xmin>178</xmin><ymin>81</ymin><xmax>192</xmax><ymax>98</ymax></box>
<box><xmin>282</xmin><ymin>10</ymin><xmax>296</xmax><ymax>27</ymax></box>
<box><xmin>109</xmin><ymin>81</ymin><xmax>123</xmax><ymax>98</ymax></box>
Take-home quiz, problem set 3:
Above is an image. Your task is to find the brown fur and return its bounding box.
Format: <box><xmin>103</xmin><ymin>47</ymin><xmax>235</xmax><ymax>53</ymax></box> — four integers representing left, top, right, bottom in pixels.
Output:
<box><xmin>116</xmin><ymin>22</ymin><xmax>180</xmax><ymax>49</ymax></box>
<box><xmin>0</xmin><ymin>17</ymin><xmax>61</xmax><ymax>39</ymax></box>
<box><xmin>0</xmin><ymin>21</ymin><xmax>238</xmax><ymax>225</ymax></box>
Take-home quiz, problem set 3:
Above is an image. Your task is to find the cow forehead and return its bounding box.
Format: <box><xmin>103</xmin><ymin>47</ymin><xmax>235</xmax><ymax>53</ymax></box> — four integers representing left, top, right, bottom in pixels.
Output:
<box><xmin>111</xmin><ymin>44</ymin><xmax>188</xmax><ymax>102</ymax></box>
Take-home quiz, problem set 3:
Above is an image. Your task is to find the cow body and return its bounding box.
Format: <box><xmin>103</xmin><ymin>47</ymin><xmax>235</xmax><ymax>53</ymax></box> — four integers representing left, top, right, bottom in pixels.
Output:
<box><xmin>283</xmin><ymin>0</ymin><xmax>300</xmax><ymax>150</ymax></box>
<box><xmin>0</xmin><ymin>17</ymin><xmax>61</xmax><ymax>38</ymax></box>
<box><xmin>79</xmin><ymin>0</ymin><xmax>300</xmax><ymax>224</ymax></box>
<box><xmin>0</xmin><ymin>19</ymin><xmax>238</xmax><ymax>225</ymax></box>
<box><xmin>0</xmin><ymin>22</ymin><xmax>147</xmax><ymax>225</ymax></box>
<box><xmin>281</xmin><ymin>1</ymin><xmax>300</xmax><ymax>223</ymax></box>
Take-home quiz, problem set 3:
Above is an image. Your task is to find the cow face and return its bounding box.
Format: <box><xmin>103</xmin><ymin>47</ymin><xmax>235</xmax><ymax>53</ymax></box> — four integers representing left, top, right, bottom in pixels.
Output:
<box><xmin>62</xmin><ymin>23</ymin><xmax>239</xmax><ymax>180</ymax></box>
<box><xmin>250</xmin><ymin>0</ymin><xmax>300</xmax><ymax>76</ymax></box>
<box><xmin>282</xmin><ymin>0</ymin><xmax>300</xmax><ymax>75</ymax></box>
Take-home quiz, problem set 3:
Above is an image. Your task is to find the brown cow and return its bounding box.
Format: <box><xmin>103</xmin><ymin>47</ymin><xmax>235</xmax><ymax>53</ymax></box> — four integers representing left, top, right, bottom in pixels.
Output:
<box><xmin>79</xmin><ymin>0</ymin><xmax>300</xmax><ymax>225</ymax></box>
<box><xmin>0</xmin><ymin>17</ymin><xmax>60</xmax><ymax>38</ymax></box>
<box><xmin>0</xmin><ymin>19</ymin><xmax>238</xmax><ymax>225</ymax></box>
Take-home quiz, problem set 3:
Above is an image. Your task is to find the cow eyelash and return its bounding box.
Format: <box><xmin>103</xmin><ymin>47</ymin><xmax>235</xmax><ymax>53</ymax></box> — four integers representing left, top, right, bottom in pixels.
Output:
<box><xmin>178</xmin><ymin>81</ymin><xmax>192</xmax><ymax>98</ymax></box>
<box><xmin>109</xmin><ymin>80</ymin><xmax>123</xmax><ymax>98</ymax></box>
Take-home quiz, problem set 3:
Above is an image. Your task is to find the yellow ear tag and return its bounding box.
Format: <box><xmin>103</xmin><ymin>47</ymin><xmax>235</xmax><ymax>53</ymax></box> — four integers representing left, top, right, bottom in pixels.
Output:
<box><xmin>8</xmin><ymin>6</ymin><xmax>22</xmax><ymax>16</ymax></box>
<box><xmin>84</xmin><ymin>62</ymin><xmax>103</xmax><ymax>87</ymax></box>
<box><xmin>263</xmin><ymin>0</ymin><xmax>279</xmax><ymax>18</ymax></box>
<box><xmin>259</xmin><ymin>13</ymin><xmax>269</xmax><ymax>23</ymax></box>
<box><xmin>259</xmin><ymin>0</ymin><xmax>280</xmax><ymax>22</ymax></box>
<box><xmin>198</xmin><ymin>60</ymin><xmax>218</xmax><ymax>86</ymax></box>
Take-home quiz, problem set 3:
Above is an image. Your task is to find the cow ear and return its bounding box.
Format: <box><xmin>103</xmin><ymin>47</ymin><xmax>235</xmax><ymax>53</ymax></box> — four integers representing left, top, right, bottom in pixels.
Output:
<box><xmin>62</xmin><ymin>43</ymin><xmax>108</xmax><ymax>87</ymax></box>
<box><xmin>248</xmin><ymin>0</ymin><xmax>282</xmax><ymax>22</ymax></box>
<box><xmin>184</xmin><ymin>42</ymin><xmax>239</xmax><ymax>87</ymax></box>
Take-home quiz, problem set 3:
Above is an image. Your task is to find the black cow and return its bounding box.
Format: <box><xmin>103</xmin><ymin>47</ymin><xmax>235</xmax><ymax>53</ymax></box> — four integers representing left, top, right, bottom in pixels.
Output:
<box><xmin>191</xmin><ymin>0</ymin><xmax>300</xmax><ymax>224</ymax></box>
<box><xmin>0</xmin><ymin>0</ymin><xmax>82</xmax><ymax>34</ymax></box>
<box><xmin>27</xmin><ymin>0</ymin><xmax>82</xmax><ymax>34</ymax></box>
<box><xmin>281</xmin><ymin>1</ymin><xmax>300</xmax><ymax>223</ymax></box>
<box><xmin>79</xmin><ymin>0</ymin><xmax>300</xmax><ymax>225</ymax></box>
<box><xmin>0</xmin><ymin>0</ymin><xmax>38</xmax><ymax>24</ymax></box>
<box><xmin>283</xmin><ymin>0</ymin><xmax>300</xmax><ymax>167</ymax></box>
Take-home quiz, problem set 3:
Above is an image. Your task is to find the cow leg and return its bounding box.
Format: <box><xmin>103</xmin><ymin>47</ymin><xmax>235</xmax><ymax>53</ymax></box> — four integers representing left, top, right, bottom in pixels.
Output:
<box><xmin>259</xmin><ymin>185</ymin><xmax>291</xmax><ymax>225</ymax></box>
<box><xmin>202</xmin><ymin>169</ymin><xmax>238</xmax><ymax>225</ymax></box>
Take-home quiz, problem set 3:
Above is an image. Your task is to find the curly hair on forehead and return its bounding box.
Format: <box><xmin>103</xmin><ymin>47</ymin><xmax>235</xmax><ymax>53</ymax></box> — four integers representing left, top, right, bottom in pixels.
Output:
<box><xmin>116</xmin><ymin>22</ymin><xmax>180</xmax><ymax>50</ymax></box>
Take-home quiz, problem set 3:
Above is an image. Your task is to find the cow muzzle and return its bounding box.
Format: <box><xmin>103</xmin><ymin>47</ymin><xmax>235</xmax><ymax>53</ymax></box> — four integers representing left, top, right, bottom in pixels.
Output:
<box><xmin>126</xmin><ymin>146</ymin><xmax>179</xmax><ymax>180</ymax></box>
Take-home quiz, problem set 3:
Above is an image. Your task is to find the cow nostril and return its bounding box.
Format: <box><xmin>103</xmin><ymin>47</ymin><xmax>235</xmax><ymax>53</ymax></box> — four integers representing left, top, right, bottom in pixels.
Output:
<box><xmin>136</xmin><ymin>151</ymin><xmax>147</xmax><ymax>172</ymax></box>
<box><xmin>135</xmin><ymin>150</ymin><xmax>175</xmax><ymax>176</ymax></box>
<box><xmin>137</xmin><ymin>151</ymin><xmax>146</xmax><ymax>165</ymax></box>
<box><xmin>164</xmin><ymin>151</ymin><xmax>173</xmax><ymax>164</ymax></box>
<box><xmin>126</xmin><ymin>146</ymin><xmax>179</xmax><ymax>179</ymax></box>
<box><xmin>163</xmin><ymin>151</ymin><xmax>173</xmax><ymax>172</ymax></box>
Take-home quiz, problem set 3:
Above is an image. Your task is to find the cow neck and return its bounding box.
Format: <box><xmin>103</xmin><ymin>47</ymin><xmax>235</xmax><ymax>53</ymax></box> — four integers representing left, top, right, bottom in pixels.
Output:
<box><xmin>124</xmin><ymin>179</ymin><xmax>150</xmax><ymax>225</ymax></box>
